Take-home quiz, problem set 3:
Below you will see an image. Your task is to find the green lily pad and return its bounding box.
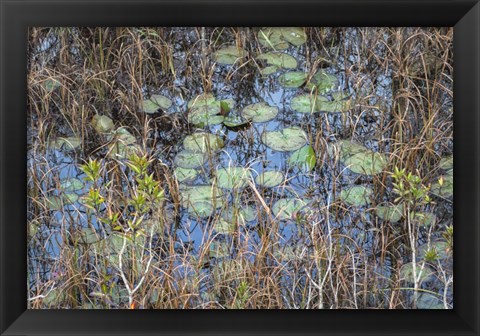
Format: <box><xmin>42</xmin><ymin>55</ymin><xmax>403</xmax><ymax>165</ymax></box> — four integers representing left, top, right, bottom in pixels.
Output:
<box><xmin>260</xmin><ymin>65</ymin><xmax>280</xmax><ymax>76</ymax></box>
<box><xmin>290</xmin><ymin>94</ymin><xmax>329</xmax><ymax>113</ymax></box>
<box><xmin>258</xmin><ymin>27</ymin><xmax>307</xmax><ymax>49</ymax></box>
<box><xmin>42</xmin><ymin>78</ymin><xmax>61</xmax><ymax>92</ymax></box>
<box><xmin>107</xmin><ymin>142</ymin><xmax>138</xmax><ymax>160</ymax></box>
<box><xmin>108</xmin><ymin>127</ymin><xmax>136</xmax><ymax>145</ymax></box>
<box><xmin>254</xmin><ymin>171</ymin><xmax>284</xmax><ymax>187</ymax></box>
<box><xmin>399</xmin><ymin>262</ymin><xmax>434</xmax><ymax>284</ymax></box>
<box><xmin>188</xmin><ymin>105</ymin><xmax>224</xmax><ymax>126</ymax></box>
<box><xmin>257</xmin><ymin>52</ymin><xmax>297</xmax><ymax>69</ymax></box>
<box><xmin>375</xmin><ymin>203</ymin><xmax>403</xmax><ymax>223</ymax></box>
<box><xmin>214</xmin><ymin>167</ymin><xmax>251</xmax><ymax>190</ymax></box>
<box><xmin>214</xmin><ymin>45</ymin><xmax>247</xmax><ymax>65</ymax></box>
<box><xmin>416</xmin><ymin>293</ymin><xmax>445</xmax><ymax>309</ymax></box>
<box><xmin>274</xmin><ymin>245</ymin><xmax>307</xmax><ymax>261</ymax></box>
<box><xmin>288</xmin><ymin>145</ymin><xmax>316</xmax><ymax>172</ymax></box>
<box><xmin>316</xmin><ymin>99</ymin><xmax>353</xmax><ymax>113</ymax></box>
<box><xmin>60</xmin><ymin>178</ymin><xmax>84</xmax><ymax>192</ymax></box>
<box><xmin>272</xmin><ymin>198</ymin><xmax>309</xmax><ymax>221</ymax></box>
<box><xmin>258</xmin><ymin>28</ymin><xmax>290</xmax><ymax>50</ymax></box>
<box><xmin>77</xmin><ymin>227</ymin><xmax>105</xmax><ymax>244</ymax></box>
<box><xmin>339</xmin><ymin>186</ymin><xmax>373</xmax><ymax>207</ymax></box>
<box><xmin>174</xmin><ymin>167</ymin><xmax>198</xmax><ymax>183</ymax></box>
<box><xmin>49</xmin><ymin>137</ymin><xmax>82</xmax><ymax>151</ymax></box>
<box><xmin>280</xmin><ymin>27</ymin><xmax>308</xmax><ymax>46</ymax></box>
<box><xmin>278</xmin><ymin>72</ymin><xmax>308</xmax><ymax>88</ymax></box>
<box><xmin>183</xmin><ymin>133</ymin><xmax>224</xmax><ymax>153</ymax></box>
<box><xmin>46</xmin><ymin>195</ymin><xmax>64</xmax><ymax>210</ymax></box>
<box><xmin>46</xmin><ymin>192</ymin><xmax>79</xmax><ymax>210</ymax></box>
<box><xmin>343</xmin><ymin>151</ymin><xmax>387</xmax><ymax>175</ymax></box>
<box><xmin>91</xmin><ymin>115</ymin><xmax>115</xmax><ymax>134</ymax></box>
<box><xmin>411</xmin><ymin>212</ymin><xmax>436</xmax><ymax>227</ymax></box>
<box><xmin>222</xmin><ymin>115</ymin><xmax>251</xmax><ymax>129</ymax></box>
<box><xmin>174</xmin><ymin>150</ymin><xmax>206</xmax><ymax>169</ymax></box>
<box><xmin>418</xmin><ymin>241</ymin><xmax>451</xmax><ymax>261</ymax></box>
<box><xmin>180</xmin><ymin>184</ymin><xmax>224</xmax><ymax>210</ymax></box>
<box><xmin>439</xmin><ymin>155</ymin><xmax>453</xmax><ymax>172</ymax></box>
<box><xmin>187</xmin><ymin>93</ymin><xmax>217</xmax><ymax>109</ymax></box>
<box><xmin>209</xmin><ymin>241</ymin><xmax>230</xmax><ymax>258</ymax></box>
<box><xmin>331</xmin><ymin>140</ymin><xmax>371</xmax><ymax>161</ymax></box>
<box><xmin>241</xmin><ymin>102</ymin><xmax>279</xmax><ymax>123</ymax></box>
<box><xmin>430</xmin><ymin>174</ymin><xmax>453</xmax><ymax>198</ymax></box>
<box><xmin>140</xmin><ymin>94</ymin><xmax>172</xmax><ymax>113</ymax></box>
<box><xmin>186</xmin><ymin>200</ymin><xmax>215</xmax><ymax>218</ymax></box>
<box><xmin>305</xmin><ymin>70</ymin><xmax>338</xmax><ymax>94</ymax></box>
<box><xmin>213</xmin><ymin>219</ymin><xmax>237</xmax><ymax>234</ymax></box>
<box><xmin>261</xmin><ymin>127</ymin><xmax>307</xmax><ymax>152</ymax></box>
<box><xmin>221</xmin><ymin>206</ymin><xmax>256</xmax><ymax>225</ymax></box>
<box><xmin>331</xmin><ymin>91</ymin><xmax>350</xmax><ymax>101</ymax></box>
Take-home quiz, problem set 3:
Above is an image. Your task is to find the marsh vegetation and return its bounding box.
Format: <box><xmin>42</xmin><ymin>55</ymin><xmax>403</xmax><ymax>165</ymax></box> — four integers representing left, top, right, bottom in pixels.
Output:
<box><xmin>27</xmin><ymin>27</ymin><xmax>453</xmax><ymax>309</ymax></box>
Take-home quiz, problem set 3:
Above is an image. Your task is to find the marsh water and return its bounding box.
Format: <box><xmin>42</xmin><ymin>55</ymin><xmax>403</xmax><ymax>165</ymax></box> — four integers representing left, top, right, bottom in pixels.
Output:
<box><xmin>27</xmin><ymin>27</ymin><xmax>453</xmax><ymax>309</ymax></box>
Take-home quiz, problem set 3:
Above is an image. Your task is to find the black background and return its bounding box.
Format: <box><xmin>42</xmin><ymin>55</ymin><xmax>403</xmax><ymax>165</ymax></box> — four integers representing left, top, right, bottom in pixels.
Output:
<box><xmin>1</xmin><ymin>0</ymin><xmax>479</xmax><ymax>335</ymax></box>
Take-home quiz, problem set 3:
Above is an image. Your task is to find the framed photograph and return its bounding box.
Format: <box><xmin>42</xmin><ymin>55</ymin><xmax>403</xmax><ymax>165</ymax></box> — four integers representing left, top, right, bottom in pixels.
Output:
<box><xmin>1</xmin><ymin>0</ymin><xmax>479</xmax><ymax>335</ymax></box>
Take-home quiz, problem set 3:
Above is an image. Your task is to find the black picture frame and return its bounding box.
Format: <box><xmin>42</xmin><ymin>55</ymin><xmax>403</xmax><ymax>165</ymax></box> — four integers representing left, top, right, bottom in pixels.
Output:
<box><xmin>1</xmin><ymin>0</ymin><xmax>479</xmax><ymax>335</ymax></box>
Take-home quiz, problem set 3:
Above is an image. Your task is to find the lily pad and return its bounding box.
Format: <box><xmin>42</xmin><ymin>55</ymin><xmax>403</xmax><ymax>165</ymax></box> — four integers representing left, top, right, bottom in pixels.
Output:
<box><xmin>257</xmin><ymin>28</ymin><xmax>290</xmax><ymax>50</ymax></box>
<box><xmin>49</xmin><ymin>137</ymin><xmax>82</xmax><ymax>151</ymax></box>
<box><xmin>411</xmin><ymin>212</ymin><xmax>436</xmax><ymax>227</ymax></box>
<box><xmin>258</xmin><ymin>27</ymin><xmax>307</xmax><ymax>49</ymax></box>
<box><xmin>180</xmin><ymin>184</ymin><xmax>224</xmax><ymax>210</ymax></box>
<box><xmin>261</xmin><ymin>127</ymin><xmax>307</xmax><ymax>152</ymax></box>
<box><xmin>339</xmin><ymin>186</ymin><xmax>373</xmax><ymax>207</ymax></box>
<box><xmin>174</xmin><ymin>150</ymin><xmax>206</xmax><ymax>169</ymax></box>
<box><xmin>140</xmin><ymin>94</ymin><xmax>172</xmax><ymax>113</ymax></box>
<box><xmin>76</xmin><ymin>227</ymin><xmax>105</xmax><ymax>244</ymax></box>
<box><xmin>316</xmin><ymin>99</ymin><xmax>353</xmax><ymax>113</ymax></box>
<box><xmin>42</xmin><ymin>78</ymin><xmax>61</xmax><ymax>92</ymax></box>
<box><xmin>418</xmin><ymin>241</ymin><xmax>451</xmax><ymax>261</ymax></box>
<box><xmin>257</xmin><ymin>52</ymin><xmax>297</xmax><ymax>69</ymax></box>
<box><xmin>108</xmin><ymin>127</ymin><xmax>136</xmax><ymax>145</ymax></box>
<box><xmin>375</xmin><ymin>203</ymin><xmax>403</xmax><ymax>223</ymax></box>
<box><xmin>91</xmin><ymin>115</ymin><xmax>115</xmax><ymax>134</ymax></box>
<box><xmin>221</xmin><ymin>206</ymin><xmax>256</xmax><ymax>225</ymax></box>
<box><xmin>213</xmin><ymin>219</ymin><xmax>237</xmax><ymax>234</ymax></box>
<box><xmin>214</xmin><ymin>167</ymin><xmax>251</xmax><ymax>190</ymax></box>
<box><xmin>280</xmin><ymin>27</ymin><xmax>308</xmax><ymax>46</ymax></box>
<box><xmin>187</xmin><ymin>93</ymin><xmax>217</xmax><ymax>109</ymax></box>
<box><xmin>107</xmin><ymin>142</ymin><xmax>138</xmax><ymax>160</ymax></box>
<box><xmin>288</xmin><ymin>145</ymin><xmax>316</xmax><ymax>172</ymax></box>
<box><xmin>331</xmin><ymin>140</ymin><xmax>370</xmax><ymax>161</ymax></box>
<box><xmin>214</xmin><ymin>45</ymin><xmax>247</xmax><ymax>65</ymax></box>
<box><xmin>305</xmin><ymin>70</ymin><xmax>338</xmax><ymax>94</ymax></box>
<box><xmin>278</xmin><ymin>72</ymin><xmax>308</xmax><ymax>88</ymax></box>
<box><xmin>241</xmin><ymin>102</ymin><xmax>279</xmax><ymax>123</ymax></box>
<box><xmin>254</xmin><ymin>171</ymin><xmax>284</xmax><ymax>188</ymax></box>
<box><xmin>272</xmin><ymin>198</ymin><xmax>308</xmax><ymax>221</ymax></box>
<box><xmin>183</xmin><ymin>133</ymin><xmax>224</xmax><ymax>153</ymax></box>
<box><xmin>439</xmin><ymin>155</ymin><xmax>453</xmax><ymax>173</ymax></box>
<box><xmin>399</xmin><ymin>262</ymin><xmax>434</xmax><ymax>284</ymax></box>
<box><xmin>290</xmin><ymin>94</ymin><xmax>329</xmax><ymax>113</ymax></box>
<box><xmin>60</xmin><ymin>178</ymin><xmax>84</xmax><ymax>192</ymax></box>
<box><xmin>430</xmin><ymin>174</ymin><xmax>453</xmax><ymax>198</ymax></box>
<box><xmin>222</xmin><ymin>115</ymin><xmax>251</xmax><ymax>129</ymax></box>
<box><xmin>188</xmin><ymin>105</ymin><xmax>224</xmax><ymax>126</ymax></box>
<box><xmin>209</xmin><ymin>241</ymin><xmax>230</xmax><ymax>258</ymax></box>
<box><xmin>174</xmin><ymin>167</ymin><xmax>198</xmax><ymax>183</ymax></box>
<box><xmin>186</xmin><ymin>200</ymin><xmax>215</xmax><ymax>218</ymax></box>
<box><xmin>260</xmin><ymin>65</ymin><xmax>281</xmax><ymax>76</ymax></box>
<box><xmin>416</xmin><ymin>293</ymin><xmax>444</xmax><ymax>309</ymax></box>
<box><xmin>46</xmin><ymin>193</ymin><xmax>78</xmax><ymax>210</ymax></box>
<box><xmin>343</xmin><ymin>151</ymin><xmax>387</xmax><ymax>175</ymax></box>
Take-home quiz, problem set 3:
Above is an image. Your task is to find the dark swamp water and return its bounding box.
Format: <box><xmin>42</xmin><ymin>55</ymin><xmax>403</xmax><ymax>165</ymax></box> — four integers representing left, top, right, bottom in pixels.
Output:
<box><xmin>27</xmin><ymin>27</ymin><xmax>453</xmax><ymax>309</ymax></box>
